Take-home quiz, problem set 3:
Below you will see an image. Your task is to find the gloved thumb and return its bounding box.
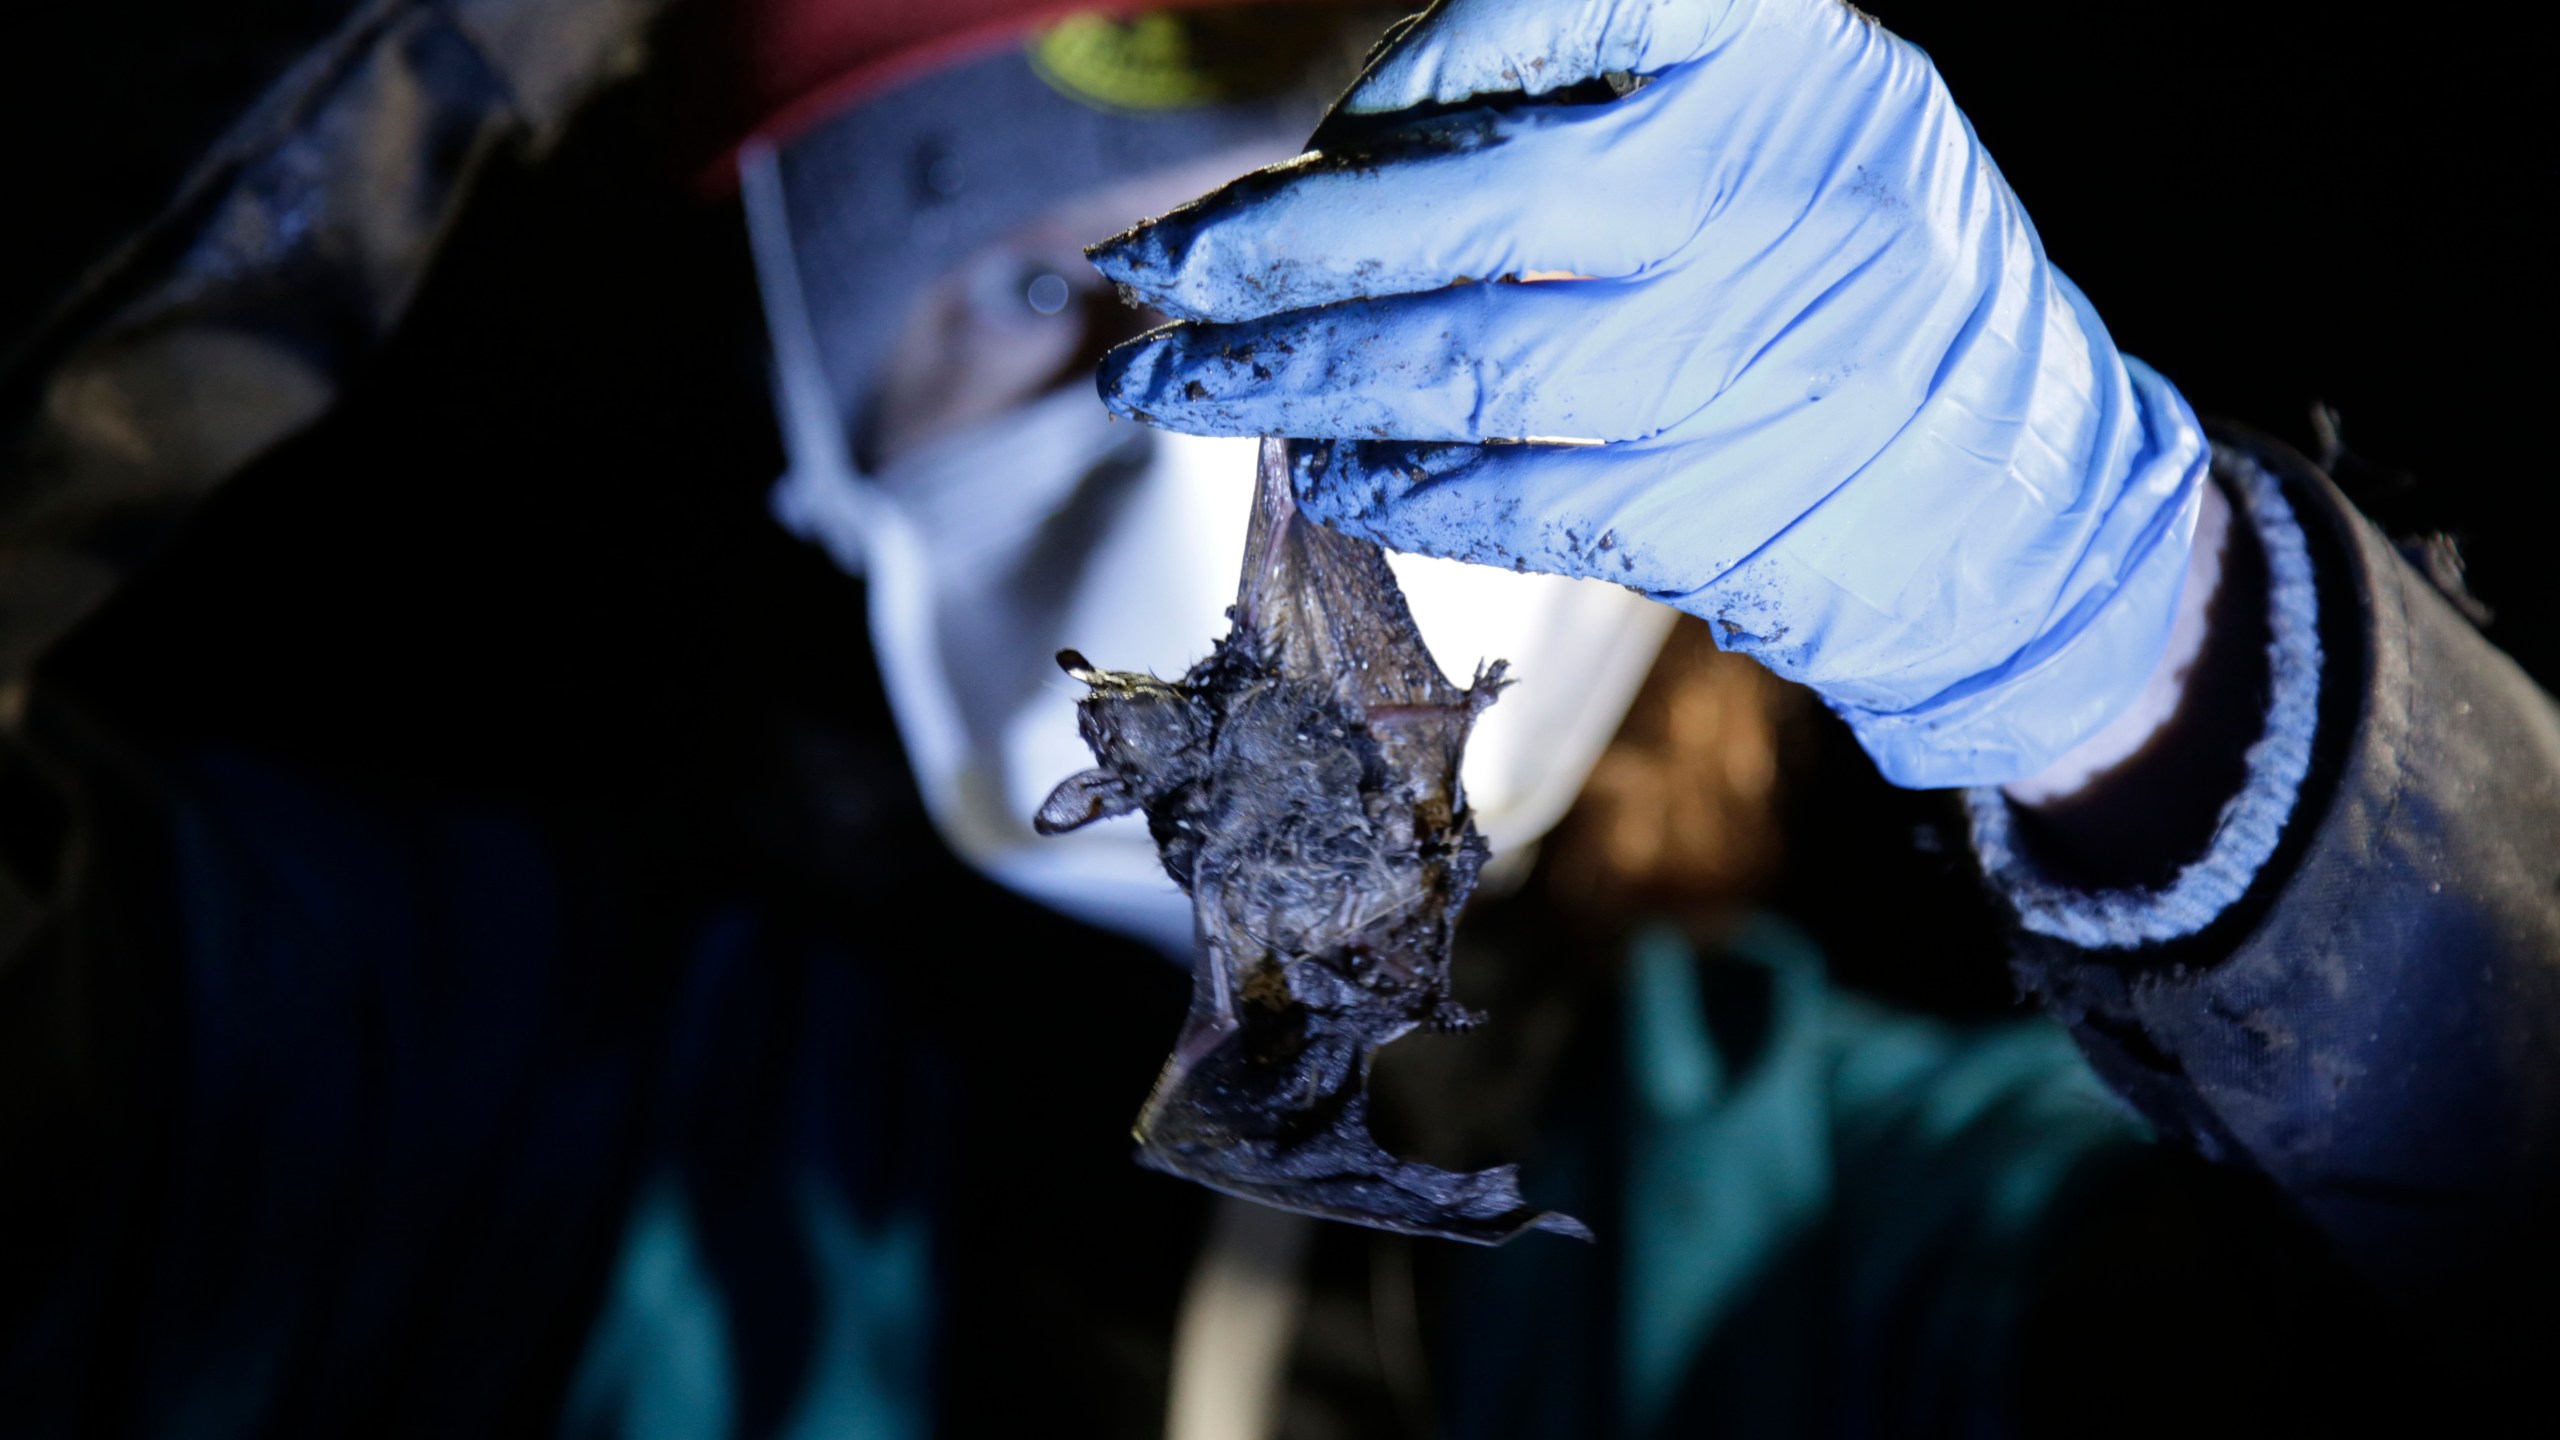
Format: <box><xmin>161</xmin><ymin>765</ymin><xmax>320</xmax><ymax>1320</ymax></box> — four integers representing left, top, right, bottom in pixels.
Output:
<box><xmin>1337</xmin><ymin>0</ymin><xmax>1731</xmax><ymax>118</ymax></box>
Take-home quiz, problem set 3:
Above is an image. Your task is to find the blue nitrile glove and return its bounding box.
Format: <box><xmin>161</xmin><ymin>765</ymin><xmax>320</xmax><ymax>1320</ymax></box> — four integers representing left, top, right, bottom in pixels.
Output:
<box><xmin>1090</xmin><ymin>0</ymin><xmax>2210</xmax><ymax>788</ymax></box>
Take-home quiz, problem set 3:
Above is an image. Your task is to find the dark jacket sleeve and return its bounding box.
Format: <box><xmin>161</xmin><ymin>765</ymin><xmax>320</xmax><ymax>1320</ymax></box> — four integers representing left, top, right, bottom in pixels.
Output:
<box><xmin>1965</xmin><ymin>433</ymin><xmax>2560</xmax><ymax>1297</ymax></box>
<box><xmin>0</xmin><ymin>0</ymin><xmax>666</xmax><ymax>686</ymax></box>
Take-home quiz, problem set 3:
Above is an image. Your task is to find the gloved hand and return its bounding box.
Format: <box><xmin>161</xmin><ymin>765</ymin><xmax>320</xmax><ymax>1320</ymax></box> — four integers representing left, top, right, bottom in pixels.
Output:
<box><xmin>1089</xmin><ymin>0</ymin><xmax>2210</xmax><ymax>788</ymax></box>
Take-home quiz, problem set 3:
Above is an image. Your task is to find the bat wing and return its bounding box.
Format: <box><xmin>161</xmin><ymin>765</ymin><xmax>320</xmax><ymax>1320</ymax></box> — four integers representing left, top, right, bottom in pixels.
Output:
<box><xmin>1137</xmin><ymin>976</ymin><xmax>1594</xmax><ymax>1243</ymax></box>
<box><xmin>1233</xmin><ymin>437</ymin><xmax>1477</xmax><ymax>718</ymax></box>
<box><xmin>1120</xmin><ymin>439</ymin><xmax>1577</xmax><ymax>1245</ymax></box>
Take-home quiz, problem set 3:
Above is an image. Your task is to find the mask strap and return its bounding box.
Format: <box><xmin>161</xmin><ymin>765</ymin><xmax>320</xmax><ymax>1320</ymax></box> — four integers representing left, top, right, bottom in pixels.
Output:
<box><xmin>742</xmin><ymin>138</ymin><xmax>879</xmax><ymax>576</ymax></box>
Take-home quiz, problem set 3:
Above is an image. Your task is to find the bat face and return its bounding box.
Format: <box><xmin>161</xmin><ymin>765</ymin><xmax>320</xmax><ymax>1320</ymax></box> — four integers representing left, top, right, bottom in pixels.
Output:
<box><xmin>1037</xmin><ymin>438</ymin><xmax>1588</xmax><ymax>1245</ymax></box>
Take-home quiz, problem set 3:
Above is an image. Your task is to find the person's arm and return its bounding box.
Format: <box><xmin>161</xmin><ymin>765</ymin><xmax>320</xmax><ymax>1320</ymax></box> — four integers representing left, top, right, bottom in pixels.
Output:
<box><xmin>1970</xmin><ymin>429</ymin><xmax>2560</xmax><ymax>1298</ymax></box>
<box><xmin>0</xmin><ymin>0</ymin><xmax>665</xmax><ymax>690</ymax></box>
<box><xmin>1079</xmin><ymin>0</ymin><xmax>2560</xmax><ymax>1298</ymax></box>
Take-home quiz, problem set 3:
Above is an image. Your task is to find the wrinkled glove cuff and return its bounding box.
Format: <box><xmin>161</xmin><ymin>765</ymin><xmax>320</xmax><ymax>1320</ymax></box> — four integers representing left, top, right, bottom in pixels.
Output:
<box><xmin>1963</xmin><ymin>447</ymin><xmax>2322</xmax><ymax>947</ymax></box>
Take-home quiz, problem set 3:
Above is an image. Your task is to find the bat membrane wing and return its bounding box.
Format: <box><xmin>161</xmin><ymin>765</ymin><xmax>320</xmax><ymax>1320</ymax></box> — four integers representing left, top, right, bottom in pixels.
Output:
<box><xmin>1046</xmin><ymin>437</ymin><xmax>1582</xmax><ymax>1244</ymax></box>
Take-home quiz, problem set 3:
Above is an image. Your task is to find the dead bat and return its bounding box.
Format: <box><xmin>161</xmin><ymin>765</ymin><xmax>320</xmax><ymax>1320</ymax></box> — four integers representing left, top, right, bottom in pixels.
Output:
<box><xmin>1036</xmin><ymin>436</ymin><xmax>1589</xmax><ymax>1244</ymax></box>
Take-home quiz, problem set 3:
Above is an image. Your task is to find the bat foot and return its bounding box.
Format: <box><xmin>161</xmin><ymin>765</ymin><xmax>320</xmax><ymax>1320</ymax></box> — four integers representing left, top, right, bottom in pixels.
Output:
<box><xmin>1429</xmin><ymin>999</ymin><xmax>1486</xmax><ymax>1033</ymax></box>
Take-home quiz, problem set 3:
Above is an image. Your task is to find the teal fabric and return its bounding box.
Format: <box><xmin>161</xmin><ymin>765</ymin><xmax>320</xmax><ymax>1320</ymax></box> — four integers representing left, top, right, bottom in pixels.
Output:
<box><xmin>1618</xmin><ymin>914</ymin><xmax>2145</xmax><ymax>1435</ymax></box>
<box><xmin>563</xmin><ymin>1173</ymin><xmax>933</xmax><ymax>1440</ymax></box>
<box><xmin>1443</xmin><ymin>914</ymin><xmax>2149</xmax><ymax>1439</ymax></box>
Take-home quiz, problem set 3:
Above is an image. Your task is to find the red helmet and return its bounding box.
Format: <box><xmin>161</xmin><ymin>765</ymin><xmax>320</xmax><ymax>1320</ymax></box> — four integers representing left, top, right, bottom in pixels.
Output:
<box><xmin>680</xmin><ymin>0</ymin><xmax>1348</xmax><ymax>186</ymax></box>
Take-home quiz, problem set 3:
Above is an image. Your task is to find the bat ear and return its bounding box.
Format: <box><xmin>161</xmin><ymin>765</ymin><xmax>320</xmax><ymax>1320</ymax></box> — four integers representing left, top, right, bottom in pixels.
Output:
<box><xmin>1035</xmin><ymin>768</ymin><xmax>1138</xmax><ymax>835</ymax></box>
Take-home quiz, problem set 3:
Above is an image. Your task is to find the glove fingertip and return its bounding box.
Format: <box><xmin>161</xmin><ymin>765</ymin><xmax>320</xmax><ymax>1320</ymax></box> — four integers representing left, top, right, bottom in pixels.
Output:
<box><xmin>1095</xmin><ymin>332</ymin><xmax>1170</xmax><ymax>420</ymax></box>
<box><xmin>1086</xmin><ymin>228</ymin><xmax>1210</xmax><ymax>323</ymax></box>
<box><xmin>1082</xmin><ymin>228</ymin><xmax>1144</xmax><ymax>285</ymax></box>
<box><xmin>1097</xmin><ymin>330</ymin><xmax>1286</xmax><ymax>437</ymax></box>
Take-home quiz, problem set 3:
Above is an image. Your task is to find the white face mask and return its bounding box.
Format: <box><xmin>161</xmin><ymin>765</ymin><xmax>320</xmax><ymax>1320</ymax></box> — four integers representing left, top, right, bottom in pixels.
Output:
<box><xmin>771</xmin><ymin>383</ymin><xmax>1673</xmax><ymax>955</ymax></box>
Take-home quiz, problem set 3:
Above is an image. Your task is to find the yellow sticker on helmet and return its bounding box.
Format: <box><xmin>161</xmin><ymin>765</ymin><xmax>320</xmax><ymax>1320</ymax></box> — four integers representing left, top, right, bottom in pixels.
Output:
<box><xmin>1029</xmin><ymin>10</ymin><xmax>1340</xmax><ymax>113</ymax></box>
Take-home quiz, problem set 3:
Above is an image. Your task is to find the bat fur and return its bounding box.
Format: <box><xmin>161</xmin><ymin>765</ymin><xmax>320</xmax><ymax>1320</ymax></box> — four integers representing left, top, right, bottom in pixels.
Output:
<box><xmin>1037</xmin><ymin>437</ymin><xmax>1587</xmax><ymax>1244</ymax></box>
